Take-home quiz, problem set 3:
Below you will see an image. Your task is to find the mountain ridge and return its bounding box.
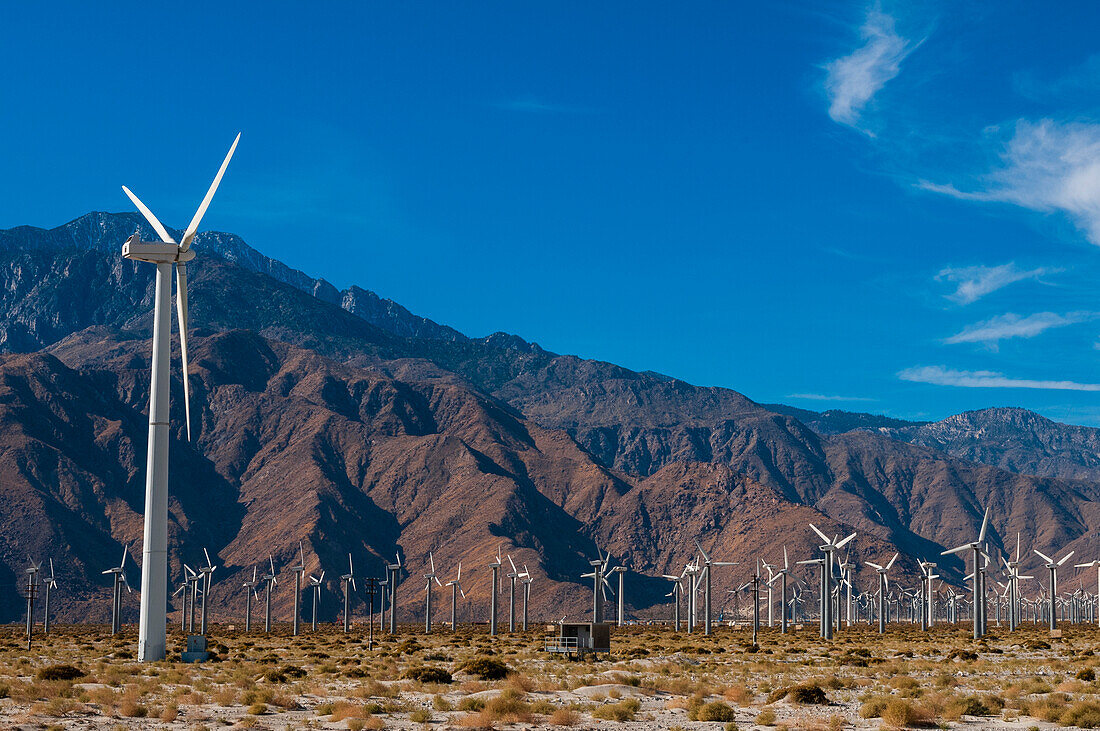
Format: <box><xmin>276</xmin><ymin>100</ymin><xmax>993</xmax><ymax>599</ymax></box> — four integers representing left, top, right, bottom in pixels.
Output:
<box><xmin>2</xmin><ymin>212</ymin><xmax>1100</xmax><ymax>624</ymax></box>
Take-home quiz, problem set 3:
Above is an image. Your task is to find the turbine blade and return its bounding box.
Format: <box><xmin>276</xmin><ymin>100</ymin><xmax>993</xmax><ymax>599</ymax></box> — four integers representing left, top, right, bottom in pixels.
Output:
<box><xmin>886</xmin><ymin>553</ymin><xmax>898</xmax><ymax>570</ymax></box>
<box><xmin>180</xmin><ymin>132</ymin><xmax>240</xmax><ymax>251</ymax></box>
<box><xmin>836</xmin><ymin>532</ymin><xmax>857</xmax><ymax>549</ymax></box>
<box><xmin>695</xmin><ymin>539</ymin><xmax>711</xmax><ymax>564</ymax></box>
<box><xmin>978</xmin><ymin>506</ymin><xmax>990</xmax><ymax>543</ymax></box>
<box><xmin>942</xmin><ymin>544</ymin><xmax>969</xmax><ymax>556</ymax></box>
<box><xmin>1059</xmin><ymin>551</ymin><xmax>1076</xmax><ymax>566</ymax></box>
<box><xmin>175</xmin><ymin>262</ymin><xmax>191</xmax><ymax>441</ymax></box>
<box><xmin>808</xmin><ymin>523</ymin><xmax>830</xmax><ymax>544</ymax></box>
<box><xmin>1034</xmin><ymin>549</ymin><xmax>1053</xmax><ymax>564</ymax></box>
<box><xmin>121</xmin><ymin>186</ymin><xmax>175</xmax><ymax>243</ymax></box>
<box><xmin>783</xmin><ymin>545</ymin><xmax>789</xmax><ymax>570</ymax></box>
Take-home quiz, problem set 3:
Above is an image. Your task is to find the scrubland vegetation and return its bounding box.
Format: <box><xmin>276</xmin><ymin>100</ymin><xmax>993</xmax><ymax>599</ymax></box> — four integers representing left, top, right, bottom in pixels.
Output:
<box><xmin>3</xmin><ymin>622</ymin><xmax>1100</xmax><ymax>728</ymax></box>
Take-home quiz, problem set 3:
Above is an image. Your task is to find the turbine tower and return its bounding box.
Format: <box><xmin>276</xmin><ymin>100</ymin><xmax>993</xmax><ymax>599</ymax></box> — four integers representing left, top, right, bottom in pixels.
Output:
<box><xmin>102</xmin><ymin>546</ymin><xmax>132</xmax><ymax>635</ymax></box>
<box><xmin>241</xmin><ymin>566</ymin><xmax>259</xmax><ymax>633</ymax></box>
<box><xmin>506</xmin><ymin>555</ymin><xmax>519</xmax><ymax>632</ymax></box>
<box><xmin>696</xmin><ymin>539</ymin><xmax>736</xmax><ymax>635</ymax></box>
<box><xmin>774</xmin><ymin>547</ymin><xmax>793</xmax><ymax>634</ymax></box>
<box><xmin>424</xmin><ymin>552</ymin><xmax>442</xmax><ymax>633</ymax></box>
<box><xmin>341</xmin><ymin>554</ymin><xmax>356</xmax><ymax>633</ymax></box>
<box><xmin>865</xmin><ymin>553</ymin><xmax>897</xmax><ymax>634</ymax></box>
<box><xmin>520</xmin><ymin>564</ymin><xmax>533</xmax><ymax>631</ymax></box>
<box><xmin>444</xmin><ymin>562</ymin><xmax>466</xmax><ymax>632</ymax></box>
<box><xmin>261</xmin><ymin>555</ymin><xmax>278</xmax><ymax>633</ymax></box>
<box><xmin>386</xmin><ymin>553</ymin><xmax>402</xmax><ymax>633</ymax></box>
<box><xmin>941</xmin><ymin>506</ymin><xmax>991</xmax><ymax>639</ymax></box>
<box><xmin>198</xmin><ymin>548</ymin><xmax>217</xmax><ymax>635</ymax></box>
<box><xmin>308</xmin><ymin>570</ymin><xmax>325</xmax><ymax>631</ymax></box>
<box><xmin>121</xmin><ymin>133</ymin><xmax>240</xmax><ymax>661</ymax></box>
<box><xmin>42</xmin><ymin>559</ymin><xmax>57</xmax><ymax>636</ymax></box>
<box><xmin>288</xmin><ymin>542</ymin><xmax>307</xmax><ymax>636</ymax></box>
<box><xmin>610</xmin><ymin>564</ymin><xmax>627</xmax><ymax>626</ymax></box>
<box><xmin>1035</xmin><ymin>547</ymin><xmax>1074</xmax><ymax>632</ymax></box>
<box><xmin>488</xmin><ymin>547</ymin><xmax>502</xmax><ymax>635</ymax></box>
<box><xmin>808</xmin><ymin>524</ymin><xmax>856</xmax><ymax>640</ymax></box>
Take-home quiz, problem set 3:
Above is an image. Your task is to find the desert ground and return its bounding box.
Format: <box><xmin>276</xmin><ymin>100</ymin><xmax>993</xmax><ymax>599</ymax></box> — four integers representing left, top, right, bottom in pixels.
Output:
<box><xmin>4</xmin><ymin>621</ymin><xmax>1100</xmax><ymax>730</ymax></box>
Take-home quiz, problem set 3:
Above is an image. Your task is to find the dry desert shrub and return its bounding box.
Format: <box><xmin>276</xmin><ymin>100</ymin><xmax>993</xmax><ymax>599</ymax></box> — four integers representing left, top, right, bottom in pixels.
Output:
<box><xmin>549</xmin><ymin>706</ymin><xmax>580</xmax><ymax>726</ymax></box>
<box><xmin>723</xmin><ymin>683</ymin><xmax>754</xmax><ymax>705</ymax></box>
<box><xmin>880</xmin><ymin>698</ymin><xmax>932</xmax><ymax>728</ymax></box>
<box><xmin>1060</xmin><ymin>701</ymin><xmax>1100</xmax><ymax>729</ymax></box>
<box><xmin>592</xmin><ymin>697</ymin><xmax>640</xmax><ymax>721</ymax></box>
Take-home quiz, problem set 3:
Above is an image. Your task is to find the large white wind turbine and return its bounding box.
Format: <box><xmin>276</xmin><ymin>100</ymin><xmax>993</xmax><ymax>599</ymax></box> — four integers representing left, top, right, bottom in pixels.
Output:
<box><xmin>121</xmin><ymin>134</ymin><xmax>240</xmax><ymax>661</ymax></box>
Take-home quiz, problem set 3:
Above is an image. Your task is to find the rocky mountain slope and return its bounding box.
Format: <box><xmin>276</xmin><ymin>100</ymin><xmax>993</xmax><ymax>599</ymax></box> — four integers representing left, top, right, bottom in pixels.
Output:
<box><xmin>2</xmin><ymin>213</ymin><xmax>1100</xmax><ymax>624</ymax></box>
<box><xmin>878</xmin><ymin>408</ymin><xmax>1100</xmax><ymax>483</ymax></box>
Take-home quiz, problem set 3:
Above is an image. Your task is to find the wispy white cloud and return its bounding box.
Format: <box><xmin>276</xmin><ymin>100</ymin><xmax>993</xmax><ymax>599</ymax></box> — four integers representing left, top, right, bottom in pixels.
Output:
<box><xmin>823</xmin><ymin>8</ymin><xmax>915</xmax><ymax>132</ymax></box>
<box><xmin>786</xmin><ymin>393</ymin><xmax>876</xmax><ymax>402</ymax></box>
<box><xmin>920</xmin><ymin>119</ymin><xmax>1100</xmax><ymax>245</ymax></box>
<box><xmin>935</xmin><ymin>262</ymin><xmax>1057</xmax><ymax>305</ymax></box>
<box><xmin>899</xmin><ymin>365</ymin><xmax>1100</xmax><ymax>392</ymax></box>
<box><xmin>944</xmin><ymin>311</ymin><xmax>1092</xmax><ymax>346</ymax></box>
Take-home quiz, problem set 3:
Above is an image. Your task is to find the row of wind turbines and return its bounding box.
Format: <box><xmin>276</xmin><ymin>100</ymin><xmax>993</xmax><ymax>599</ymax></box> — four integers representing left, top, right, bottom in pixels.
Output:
<box><xmin>20</xmin><ymin>507</ymin><xmax>1100</xmax><ymax>644</ymax></box>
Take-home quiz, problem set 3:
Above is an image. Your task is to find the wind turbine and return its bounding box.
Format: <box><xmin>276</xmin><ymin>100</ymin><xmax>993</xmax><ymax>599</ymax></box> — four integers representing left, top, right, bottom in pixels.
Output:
<box><xmin>198</xmin><ymin>548</ymin><xmax>217</xmax><ymax>635</ymax></box>
<box><xmin>24</xmin><ymin>559</ymin><xmax>40</xmax><ymax>646</ymax></box>
<box><xmin>445</xmin><ymin>562</ymin><xmax>466</xmax><ymax>631</ymax></box>
<box><xmin>918</xmin><ymin>559</ymin><xmax>938</xmax><ymax>630</ymax></box>
<box><xmin>288</xmin><ymin>542</ymin><xmax>307</xmax><ymax>636</ymax></box>
<box><xmin>774</xmin><ymin>547</ymin><xmax>793</xmax><ymax>634</ymax></box>
<box><xmin>865</xmin><ymin>553</ymin><xmax>897</xmax><ymax>634</ymax></box>
<box><xmin>662</xmin><ymin>571</ymin><xmax>685</xmax><ymax>631</ymax></box>
<box><xmin>308</xmin><ymin>570</ymin><xmax>325</xmax><ymax>631</ymax></box>
<box><xmin>1004</xmin><ymin>532</ymin><xmax>1028</xmax><ymax>631</ymax></box>
<box><xmin>1074</xmin><ymin>556</ymin><xmax>1100</xmax><ymax>627</ymax></box>
<box><xmin>425</xmin><ymin>552</ymin><xmax>442</xmax><ymax>633</ymax></box>
<box><xmin>838</xmin><ymin>549</ymin><xmax>857</xmax><ymax>627</ymax></box>
<box><xmin>736</xmin><ymin>561</ymin><xmax>763</xmax><ymax>645</ymax></box>
<box><xmin>121</xmin><ymin>133</ymin><xmax>240</xmax><ymax>661</ymax></box>
<box><xmin>261</xmin><ymin>555</ymin><xmax>277</xmax><ymax>633</ymax></box>
<box><xmin>695</xmin><ymin>539</ymin><xmax>736</xmax><ymax>635</ymax></box>
<box><xmin>506</xmin><ymin>555</ymin><xmax>519</xmax><ymax>632</ymax></box>
<box><xmin>340</xmin><ymin>554</ymin><xmax>356</xmax><ymax>633</ymax></box>
<box><xmin>581</xmin><ymin>547</ymin><xmax>614</xmax><ymax>624</ymax></box>
<box><xmin>488</xmin><ymin>547</ymin><xmax>502</xmax><ymax>635</ymax></box>
<box><xmin>386</xmin><ymin>552</ymin><xmax>402</xmax><ymax>634</ymax></box>
<box><xmin>186</xmin><ymin>563</ymin><xmax>202</xmax><ymax>632</ymax></box>
<box><xmin>610</xmin><ymin>564</ymin><xmax>628</xmax><ymax>626</ymax></box>
<box><xmin>808</xmin><ymin>524</ymin><xmax>856</xmax><ymax>639</ymax></box>
<box><xmin>520</xmin><ymin>564</ymin><xmax>533</xmax><ymax>631</ymax></box>
<box><xmin>941</xmin><ymin>506</ymin><xmax>992</xmax><ymax>639</ymax></box>
<box><xmin>241</xmin><ymin>566</ymin><xmax>260</xmax><ymax>632</ymax></box>
<box><xmin>1035</xmin><ymin>547</ymin><xmax>1074</xmax><ymax>632</ymax></box>
<box><xmin>102</xmin><ymin>545</ymin><xmax>132</xmax><ymax>635</ymax></box>
<box><xmin>41</xmin><ymin>559</ymin><xmax>57</xmax><ymax>636</ymax></box>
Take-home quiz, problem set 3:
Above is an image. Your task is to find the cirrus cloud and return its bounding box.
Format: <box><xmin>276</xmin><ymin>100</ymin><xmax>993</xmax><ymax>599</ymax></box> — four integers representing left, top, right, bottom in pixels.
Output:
<box><xmin>823</xmin><ymin>8</ymin><xmax>916</xmax><ymax>132</ymax></box>
<box><xmin>935</xmin><ymin>262</ymin><xmax>1057</xmax><ymax>305</ymax></box>
<box><xmin>899</xmin><ymin>365</ymin><xmax>1100</xmax><ymax>392</ymax></box>
<box><xmin>944</xmin><ymin>311</ymin><xmax>1093</xmax><ymax>346</ymax></box>
<box><xmin>920</xmin><ymin>119</ymin><xmax>1100</xmax><ymax>245</ymax></box>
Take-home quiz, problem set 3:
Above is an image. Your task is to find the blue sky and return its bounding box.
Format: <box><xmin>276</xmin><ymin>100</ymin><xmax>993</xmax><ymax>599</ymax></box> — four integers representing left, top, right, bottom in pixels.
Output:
<box><xmin>5</xmin><ymin>2</ymin><xmax>1100</xmax><ymax>424</ymax></box>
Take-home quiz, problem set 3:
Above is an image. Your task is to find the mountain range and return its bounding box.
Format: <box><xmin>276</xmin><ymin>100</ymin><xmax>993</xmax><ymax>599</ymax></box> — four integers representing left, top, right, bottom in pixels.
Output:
<box><xmin>3</xmin><ymin>212</ymin><xmax>1100</xmax><ymax>624</ymax></box>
